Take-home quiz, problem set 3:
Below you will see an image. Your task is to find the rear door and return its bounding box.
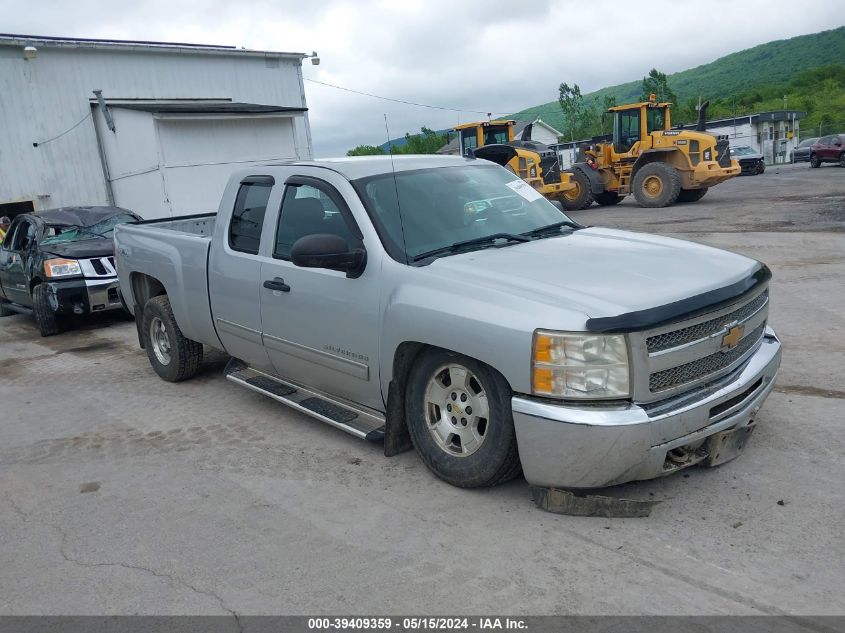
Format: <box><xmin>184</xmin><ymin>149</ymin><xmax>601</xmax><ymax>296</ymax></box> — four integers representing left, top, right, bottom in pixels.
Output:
<box><xmin>0</xmin><ymin>217</ymin><xmax>35</xmax><ymax>306</ymax></box>
<box><xmin>207</xmin><ymin>175</ymin><xmax>279</xmax><ymax>371</ymax></box>
<box><xmin>257</xmin><ymin>170</ymin><xmax>383</xmax><ymax>409</ymax></box>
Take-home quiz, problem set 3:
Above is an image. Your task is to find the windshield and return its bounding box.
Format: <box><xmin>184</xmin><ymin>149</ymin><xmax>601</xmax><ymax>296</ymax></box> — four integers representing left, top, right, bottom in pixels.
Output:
<box><xmin>354</xmin><ymin>164</ymin><xmax>574</xmax><ymax>262</ymax></box>
<box><xmin>42</xmin><ymin>213</ymin><xmax>137</xmax><ymax>244</ymax></box>
<box><xmin>731</xmin><ymin>146</ymin><xmax>756</xmax><ymax>156</ymax></box>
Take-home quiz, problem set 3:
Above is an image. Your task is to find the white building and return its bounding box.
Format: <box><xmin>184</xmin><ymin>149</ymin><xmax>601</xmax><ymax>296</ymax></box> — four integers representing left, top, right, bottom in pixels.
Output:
<box><xmin>0</xmin><ymin>34</ymin><xmax>314</xmax><ymax>219</ymax></box>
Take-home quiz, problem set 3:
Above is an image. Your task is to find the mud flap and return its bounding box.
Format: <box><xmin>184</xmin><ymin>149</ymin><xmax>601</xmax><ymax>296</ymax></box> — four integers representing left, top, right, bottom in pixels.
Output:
<box><xmin>706</xmin><ymin>423</ymin><xmax>755</xmax><ymax>467</ymax></box>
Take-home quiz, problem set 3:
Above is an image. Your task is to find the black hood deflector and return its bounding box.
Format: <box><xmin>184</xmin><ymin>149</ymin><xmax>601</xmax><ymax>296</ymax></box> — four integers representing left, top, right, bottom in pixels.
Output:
<box><xmin>585</xmin><ymin>263</ymin><xmax>771</xmax><ymax>333</ymax></box>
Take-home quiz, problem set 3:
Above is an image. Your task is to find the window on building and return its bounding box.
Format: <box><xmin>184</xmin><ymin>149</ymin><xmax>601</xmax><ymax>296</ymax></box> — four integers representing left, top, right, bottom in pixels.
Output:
<box><xmin>229</xmin><ymin>181</ymin><xmax>273</xmax><ymax>254</ymax></box>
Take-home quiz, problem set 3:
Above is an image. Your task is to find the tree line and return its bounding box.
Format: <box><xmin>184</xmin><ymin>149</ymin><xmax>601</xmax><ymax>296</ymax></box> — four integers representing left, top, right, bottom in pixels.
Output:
<box><xmin>557</xmin><ymin>65</ymin><xmax>845</xmax><ymax>142</ymax></box>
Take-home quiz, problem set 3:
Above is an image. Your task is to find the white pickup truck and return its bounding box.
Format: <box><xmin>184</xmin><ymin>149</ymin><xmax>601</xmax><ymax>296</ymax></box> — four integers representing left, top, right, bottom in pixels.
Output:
<box><xmin>114</xmin><ymin>155</ymin><xmax>781</xmax><ymax>489</ymax></box>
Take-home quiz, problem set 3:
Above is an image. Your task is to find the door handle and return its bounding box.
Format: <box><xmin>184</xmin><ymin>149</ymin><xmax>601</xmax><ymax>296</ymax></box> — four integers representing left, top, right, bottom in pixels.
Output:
<box><xmin>263</xmin><ymin>277</ymin><xmax>290</xmax><ymax>292</ymax></box>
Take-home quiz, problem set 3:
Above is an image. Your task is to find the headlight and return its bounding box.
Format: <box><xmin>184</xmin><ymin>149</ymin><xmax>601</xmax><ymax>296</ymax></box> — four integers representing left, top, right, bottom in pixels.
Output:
<box><xmin>44</xmin><ymin>258</ymin><xmax>82</xmax><ymax>278</ymax></box>
<box><xmin>532</xmin><ymin>330</ymin><xmax>630</xmax><ymax>399</ymax></box>
<box><xmin>704</xmin><ymin>149</ymin><xmax>712</xmax><ymax>161</ymax></box>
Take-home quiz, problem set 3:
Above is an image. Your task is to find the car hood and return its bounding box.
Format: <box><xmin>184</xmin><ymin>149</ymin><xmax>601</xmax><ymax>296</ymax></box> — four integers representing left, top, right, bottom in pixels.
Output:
<box><xmin>736</xmin><ymin>153</ymin><xmax>764</xmax><ymax>160</ymax></box>
<box><xmin>40</xmin><ymin>238</ymin><xmax>115</xmax><ymax>259</ymax></box>
<box><xmin>427</xmin><ymin>227</ymin><xmax>761</xmax><ymax>324</ymax></box>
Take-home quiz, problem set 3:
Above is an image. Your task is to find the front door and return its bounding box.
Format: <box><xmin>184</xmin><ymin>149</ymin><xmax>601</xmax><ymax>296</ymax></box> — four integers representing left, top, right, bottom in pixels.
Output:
<box><xmin>258</xmin><ymin>173</ymin><xmax>383</xmax><ymax>410</ymax></box>
<box><xmin>0</xmin><ymin>218</ymin><xmax>35</xmax><ymax>306</ymax></box>
<box><xmin>614</xmin><ymin>109</ymin><xmax>641</xmax><ymax>155</ymax></box>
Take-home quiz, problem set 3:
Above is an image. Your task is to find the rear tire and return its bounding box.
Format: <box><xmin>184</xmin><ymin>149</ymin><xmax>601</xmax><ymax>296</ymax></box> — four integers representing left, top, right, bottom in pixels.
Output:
<box><xmin>632</xmin><ymin>162</ymin><xmax>681</xmax><ymax>208</ymax></box>
<box><xmin>810</xmin><ymin>154</ymin><xmax>821</xmax><ymax>168</ymax></box>
<box><xmin>142</xmin><ymin>295</ymin><xmax>202</xmax><ymax>382</ymax></box>
<box><xmin>560</xmin><ymin>169</ymin><xmax>594</xmax><ymax>211</ymax></box>
<box><xmin>676</xmin><ymin>188</ymin><xmax>708</xmax><ymax>203</ymax></box>
<box><xmin>32</xmin><ymin>284</ymin><xmax>63</xmax><ymax>337</ymax></box>
<box><xmin>405</xmin><ymin>349</ymin><xmax>521</xmax><ymax>488</ymax></box>
<box><xmin>594</xmin><ymin>191</ymin><xmax>622</xmax><ymax>206</ymax></box>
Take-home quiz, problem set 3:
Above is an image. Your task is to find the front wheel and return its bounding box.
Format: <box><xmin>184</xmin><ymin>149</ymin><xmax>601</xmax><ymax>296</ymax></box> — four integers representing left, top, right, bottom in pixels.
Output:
<box><xmin>405</xmin><ymin>349</ymin><xmax>521</xmax><ymax>488</ymax></box>
<box><xmin>559</xmin><ymin>169</ymin><xmax>594</xmax><ymax>211</ymax></box>
<box><xmin>141</xmin><ymin>295</ymin><xmax>203</xmax><ymax>382</ymax></box>
<box><xmin>756</xmin><ymin>160</ymin><xmax>766</xmax><ymax>175</ymax></box>
<box><xmin>839</xmin><ymin>153</ymin><xmax>845</xmax><ymax>168</ymax></box>
<box><xmin>676</xmin><ymin>187</ymin><xmax>708</xmax><ymax>203</ymax></box>
<box><xmin>632</xmin><ymin>162</ymin><xmax>681</xmax><ymax>208</ymax></box>
<box><xmin>32</xmin><ymin>283</ymin><xmax>64</xmax><ymax>337</ymax></box>
<box><xmin>810</xmin><ymin>154</ymin><xmax>821</xmax><ymax>168</ymax></box>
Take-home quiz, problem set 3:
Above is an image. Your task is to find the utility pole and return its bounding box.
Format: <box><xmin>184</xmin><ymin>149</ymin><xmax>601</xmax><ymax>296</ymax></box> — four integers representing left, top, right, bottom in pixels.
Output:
<box><xmin>783</xmin><ymin>95</ymin><xmax>787</xmax><ymax>110</ymax></box>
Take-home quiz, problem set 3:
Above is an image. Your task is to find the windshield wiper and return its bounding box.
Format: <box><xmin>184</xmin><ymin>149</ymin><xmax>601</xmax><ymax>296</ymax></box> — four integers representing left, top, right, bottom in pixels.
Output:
<box><xmin>520</xmin><ymin>220</ymin><xmax>581</xmax><ymax>238</ymax></box>
<box><xmin>412</xmin><ymin>233</ymin><xmax>531</xmax><ymax>262</ymax></box>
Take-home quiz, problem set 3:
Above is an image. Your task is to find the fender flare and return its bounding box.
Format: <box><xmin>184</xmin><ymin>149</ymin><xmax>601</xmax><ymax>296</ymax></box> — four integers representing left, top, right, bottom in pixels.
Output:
<box><xmin>473</xmin><ymin>144</ymin><xmax>520</xmax><ymax>166</ymax></box>
<box><xmin>570</xmin><ymin>162</ymin><xmax>605</xmax><ymax>194</ymax></box>
<box><xmin>631</xmin><ymin>148</ymin><xmax>684</xmax><ymax>178</ymax></box>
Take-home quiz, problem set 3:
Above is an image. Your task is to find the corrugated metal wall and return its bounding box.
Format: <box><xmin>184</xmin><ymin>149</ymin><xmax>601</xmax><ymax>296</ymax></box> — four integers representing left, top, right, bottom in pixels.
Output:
<box><xmin>0</xmin><ymin>43</ymin><xmax>311</xmax><ymax>212</ymax></box>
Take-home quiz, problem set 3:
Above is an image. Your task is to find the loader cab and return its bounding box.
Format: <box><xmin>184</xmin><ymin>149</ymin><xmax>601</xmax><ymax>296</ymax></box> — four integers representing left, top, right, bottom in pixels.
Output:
<box><xmin>609</xmin><ymin>95</ymin><xmax>671</xmax><ymax>155</ymax></box>
<box><xmin>454</xmin><ymin>120</ymin><xmax>516</xmax><ymax>157</ymax></box>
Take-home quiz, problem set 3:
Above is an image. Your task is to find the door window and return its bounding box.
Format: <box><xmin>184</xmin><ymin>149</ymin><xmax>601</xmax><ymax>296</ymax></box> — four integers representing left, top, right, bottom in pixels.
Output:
<box><xmin>273</xmin><ymin>184</ymin><xmax>360</xmax><ymax>260</ymax></box>
<box><xmin>460</xmin><ymin>129</ymin><xmax>478</xmax><ymax>156</ymax></box>
<box><xmin>229</xmin><ymin>181</ymin><xmax>273</xmax><ymax>254</ymax></box>
<box><xmin>615</xmin><ymin>110</ymin><xmax>641</xmax><ymax>153</ymax></box>
<box><xmin>8</xmin><ymin>220</ymin><xmax>35</xmax><ymax>251</ymax></box>
<box><xmin>646</xmin><ymin>108</ymin><xmax>666</xmax><ymax>134</ymax></box>
<box><xmin>483</xmin><ymin>125</ymin><xmax>509</xmax><ymax>145</ymax></box>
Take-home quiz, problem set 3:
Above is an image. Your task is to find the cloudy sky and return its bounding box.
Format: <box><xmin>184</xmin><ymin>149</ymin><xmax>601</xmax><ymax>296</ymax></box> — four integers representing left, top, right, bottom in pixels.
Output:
<box><xmin>3</xmin><ymin>0</ymin><xmax>841</xmax><ymax>156</ymax></box>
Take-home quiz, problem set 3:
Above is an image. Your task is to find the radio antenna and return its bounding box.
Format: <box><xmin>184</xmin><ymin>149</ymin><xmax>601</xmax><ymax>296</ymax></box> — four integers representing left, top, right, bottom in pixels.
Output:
<box><xmin>384</xmin><ymin>114</ymin><xmax>409</xmax><ymax>263</ymax></box>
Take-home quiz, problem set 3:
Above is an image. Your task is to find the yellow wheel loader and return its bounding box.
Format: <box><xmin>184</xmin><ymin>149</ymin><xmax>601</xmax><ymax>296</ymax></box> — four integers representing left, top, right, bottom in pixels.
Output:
<box><xmin>559</xmin><ymin>96</ymin><xmax>740</xmax><ymax>210</ymax></box>
<box><xmin>453</xmin><ymin>120</ymin><xmax>577</xmax><ymax>203</ymax></box>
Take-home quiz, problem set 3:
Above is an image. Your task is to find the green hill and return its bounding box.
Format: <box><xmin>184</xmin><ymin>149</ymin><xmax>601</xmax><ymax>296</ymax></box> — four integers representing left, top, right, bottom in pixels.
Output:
<box><xmin>510</xmin><ymin>26</ymin><xmax>845</xmax><ymax>132</ymax></box>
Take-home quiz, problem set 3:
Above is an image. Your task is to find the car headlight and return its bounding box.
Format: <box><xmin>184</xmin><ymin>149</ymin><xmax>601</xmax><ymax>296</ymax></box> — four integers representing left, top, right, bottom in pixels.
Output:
<box><xmin>532</xmin><ymin>330</ymin><xmax>630</xmax><ymax>399</ymax></box>
<box><xmin>44</xmin><ymin>258</ymin><xmax>82</xmax><ymax>278</ymax></box>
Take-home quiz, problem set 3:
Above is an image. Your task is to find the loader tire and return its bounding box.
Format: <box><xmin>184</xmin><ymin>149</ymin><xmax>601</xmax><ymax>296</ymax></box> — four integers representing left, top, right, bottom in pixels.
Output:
<box><xmin>632</xmin><ymin>162</ymin><xmax>681</xmax><ymax>208</ymax></box>
<box><xmin>676</xmin><ymin>188</ymin><xmax>708</xmax><ymax>203</ymax></box>
<box><xmin>560</xmin><ymin>169</ymin><xmax>594</xmax><ymax>211</ymax></box>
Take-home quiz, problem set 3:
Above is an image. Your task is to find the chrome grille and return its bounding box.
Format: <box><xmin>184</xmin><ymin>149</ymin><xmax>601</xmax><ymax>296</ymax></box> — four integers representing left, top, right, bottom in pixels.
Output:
<box><xmin>649</xmin><ymin>322</ymin><xmax>766</xmax><ymax>392</ymax></box>
<box><xmin>647</xmin><ymin>290</ymin><xmax>768</xmax><ymax>353</ymax></box>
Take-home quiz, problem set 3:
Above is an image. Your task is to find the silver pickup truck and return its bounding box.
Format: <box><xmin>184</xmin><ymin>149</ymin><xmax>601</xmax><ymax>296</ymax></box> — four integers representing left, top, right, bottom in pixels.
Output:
<box><xmin>114</xmin><ymin>155</ymin><xmax>781</xmax><ymax>489</ymax></box>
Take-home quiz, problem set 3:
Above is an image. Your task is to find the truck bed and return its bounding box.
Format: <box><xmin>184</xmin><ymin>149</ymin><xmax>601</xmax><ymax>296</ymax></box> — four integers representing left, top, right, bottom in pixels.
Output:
<box><xmin>133</xmin><ymin>213</ymin><xmax>216</xmax><ymax>237</ymax></box>
<box><xmin>114</xmin><ymin>213</ymin><xmax>220</xmax><ymax>348</ymax></box>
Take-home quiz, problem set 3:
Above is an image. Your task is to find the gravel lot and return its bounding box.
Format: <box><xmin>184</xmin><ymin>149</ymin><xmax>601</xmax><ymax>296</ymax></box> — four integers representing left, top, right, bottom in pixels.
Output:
<box><xmin>1</xmin><ymin>162</ymin><xmax>843</xmax><ymax>616</ymax></box>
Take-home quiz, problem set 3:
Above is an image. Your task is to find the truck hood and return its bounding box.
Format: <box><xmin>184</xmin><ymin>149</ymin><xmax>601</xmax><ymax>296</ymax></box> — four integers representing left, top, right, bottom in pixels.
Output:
<box><xmin>40</xmin><ymin>238</ymin><xmax>115</xmax><ymax>260</ymax></box>
<box><xmin>427</xmin><ymin>227</ymin><xmax>761</xmax><ymax>325</ymax></box>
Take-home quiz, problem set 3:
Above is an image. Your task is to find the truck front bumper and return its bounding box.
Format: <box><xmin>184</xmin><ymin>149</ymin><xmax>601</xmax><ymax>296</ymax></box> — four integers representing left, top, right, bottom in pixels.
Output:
<box><xmin>512</xmin><ymin>327</ymin><xmax>782</xmax><ymax>489</ymax></box>
<box><xmin>47</xmin><ymin>278</ymin><xmax>124</xmax><ymax>315</ymax></box>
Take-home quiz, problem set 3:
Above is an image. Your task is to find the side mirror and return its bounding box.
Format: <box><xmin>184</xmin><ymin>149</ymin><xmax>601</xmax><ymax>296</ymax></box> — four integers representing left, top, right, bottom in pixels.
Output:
<box><xmin>290</xmin><ymin>234</ymin><xmax>366</xmax><ymax>279</ymax></box>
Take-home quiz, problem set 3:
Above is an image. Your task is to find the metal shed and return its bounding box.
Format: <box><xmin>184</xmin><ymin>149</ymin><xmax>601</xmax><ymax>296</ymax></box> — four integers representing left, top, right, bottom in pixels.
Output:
<box><xmin>0</xmin><ymin>34</ymin><xmax>314</xmax><ymax>219</ymax></box>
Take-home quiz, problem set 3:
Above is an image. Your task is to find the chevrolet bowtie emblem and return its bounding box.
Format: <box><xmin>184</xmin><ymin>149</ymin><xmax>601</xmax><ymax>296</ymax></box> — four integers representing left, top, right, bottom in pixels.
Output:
<box><xmin>721</xmin><ymin>324</ymin><xmax>745</xmax><ymax>350</ymax></box>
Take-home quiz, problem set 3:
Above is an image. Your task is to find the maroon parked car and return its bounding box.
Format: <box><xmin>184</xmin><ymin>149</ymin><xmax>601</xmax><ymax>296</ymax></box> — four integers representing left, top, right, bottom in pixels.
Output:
<box><xmin>809</xmin><ymin>134</ymin><xmax>845</xmax><ymax>168</ymax></box>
